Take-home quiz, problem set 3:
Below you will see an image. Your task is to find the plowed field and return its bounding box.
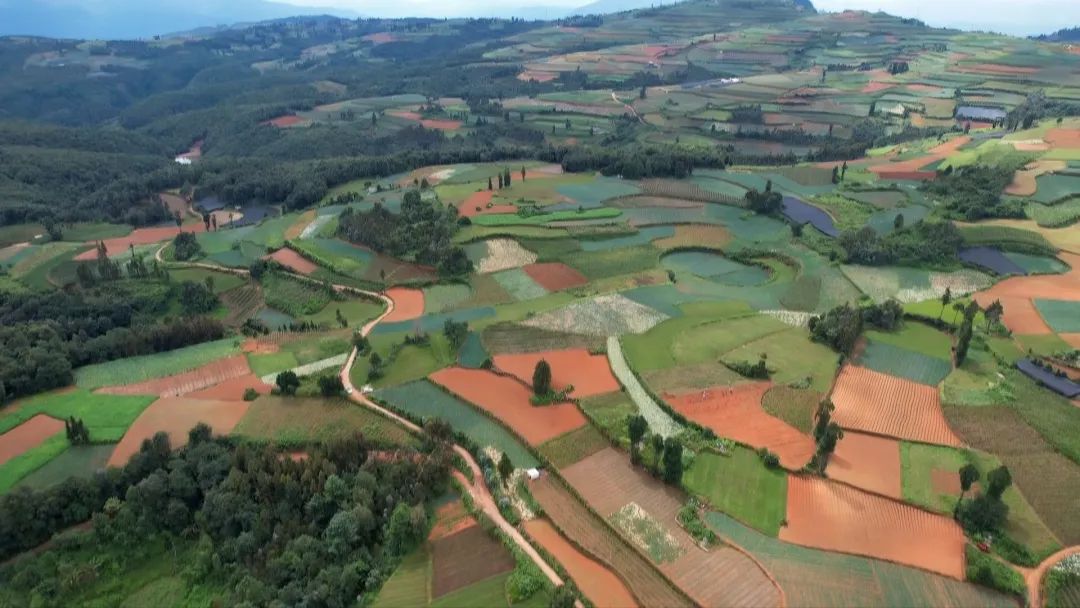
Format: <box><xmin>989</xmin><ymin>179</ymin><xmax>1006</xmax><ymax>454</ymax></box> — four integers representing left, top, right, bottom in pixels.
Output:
<box><xmin>525</xmin><ymin>519</ymin><xmax>638</xmax><ymax>608</ymax></box>
<box><xmin>431</xmin><ymin>525</ymin><xmax>514</xmax><ymax>599</ymax></box>
<box><xmin>529</xmin><ymin>474</ymin><xmax>692</xmax><ymax>608</ymax></box>
<box><xmin>830</xmin><ymin>365</ymin><xmax>961</xmax><ymax>446</ymax></box>
<box><xmin>266</xmin><ymin>248</ymin><xmax>318</xmax><ymax>274</ymax></box>
<box><xmin>826</xmin><ymin>431</ymin><xmax>902</xmax><ymax>498</ymax></box>
<box><xmin>667</xmin><ymin>383</ymin><xmax>815</xmax><ymax>470</ymax></box>
<box><xmin>429</xmin><ymin>367</ymin><xmax>586</xmax><ymax>445</ymax></box>
<box><xmin>493</xmin><ymin>349</ymin><xmax>620</xmax><ymax>398</ymax></box>
<box><xmin>974</xmin><ymin>253</ymin><xmax>1080</xmax><ymax>334</ymax></box>
<box><xmin>562</xmin><ymin>448</ymin><xmax>782</xmax><ymax>608</ymax></box>
<box><xmin>781</xmin><ymin>476</ymin><xmax>966</xmax><ymax>579</ymax></box>
<box><xmin>383</xmin><ymin>287</ymin><xmax>425</xmax><ymax>322</ymax></box>
<box><xmin>523</xmin><ymin>263</ymin><xmax>589</xmax><ymax>291</ymax></box>
<box><xmin>95</xmin><ymin>354</ymin><xmax>252</xmax><ymax>398</ymax></box>
<box><xmin>74</xmin><ymin>225</ymin><xmax>205</xmax><ymax>260</ymax></box>
<box><xmin>108</xmin><ymin>397</ymin><xmax>249</xmax><ymax>466</ymax></box>
<box><xmin>183</xmin><ymin>374</ymin><xmax>271</xmax><ymax>401</ymax></box>
<box><xmin>0</xmin><ymin>415</ymin><xmax>65</xmax><ymax>465</ymax></box>
<box><xmin>459</xmin><ymin>190</ymin><xmax>516</xmax><ymax>217</ymax></box>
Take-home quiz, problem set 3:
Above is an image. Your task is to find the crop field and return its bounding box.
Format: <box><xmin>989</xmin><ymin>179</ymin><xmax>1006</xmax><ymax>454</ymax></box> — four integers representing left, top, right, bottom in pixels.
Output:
<box><xmin>492</xmin><ymin>267</ymin><xmax>549</xmax><ymax>300</ymax></box>
<box><xmin>262</xmin><ymin>272</ymin><xmax>332</xmax><ymax>316</ymax></box>
<box><xmin>521</xmin><ymin>293</ymin><xmax>669</xmax><ymax>336</ymax></box>
<box><xmin>562</xmin><ymin>447</ymin><xmax>782</xmax><ymax>608</ymax></box>
<box><xmin>431</xmin><ymin>525</ymin><xmax>515</xmax><ymax>599</ymax></box>
<box><xmin>719</xmin><ymin>327</ymin><xmax>839</xmax><ymax>393</ymax></box>
<box><xmin>0</xmin><ymin>389</ymin><xmax>156</xmax><ymax>442</ymax></box>
<box><xmin>493</xmin><ymin>349</ymin><xmax>619</xmax><ymax>398</ymax></box>
<box><xmin>841</xmin><ymin>265</ymin><xmax>992</xmax><ymax>303</ymax></box>
<box><xmin>668</xmin><ymin>383</ymin><xmax>815</xmax><ymax>470</ymax></box>
<box><xmin>473</xmin><ymin>238</ymin><xmax>539</xmax><ymax>274</ymax></box>
<box><xmin>1027</xmin><ymin>197</ymin><xmax>1080</xmax><ymax>228</ymax></box>
<box><xmin>108</xmin><ymin>397</ymin><xmax>250</xmax><ymax>466</ymax></box>
<box><xmin>0</xmin><ymin>414</ymin><xmax>65</xmax><ymax>466</ymax></box>
<box><xmin>1034</xmin><ymin>298</ymin><xmax>1080</xmax><ymax>332</ymax></box>
<box><xmin>830</xmin><ymin>365</ymin><xmax>961</xmax><ymax>446</ymax></box>
<box><xmin>537</xmin><ymin>424</ymin><xmax>609</xmax><ymax>469</ymax></box>
<box><xmin>376</xmin><ymin>381</ymin><xmax>537</xmax><ymax>468</ymax></box>
<box><xmin>684</xmin><ymin>448</ymin><xmax>788</xmax><ymax>536</ymax></box>
<box><xmin>523</xmin><ymin>519</ymin><xmax>638</xmax><ymax>608</ymax></box>
<box><xmin>96</xmin><ymin>354</ymin><xmax>253</xmax><ymax>397</ymax></box>
<box><xmin>827</xmin><ymin>431</ymin><xmax>902</xmax><ymax>499</ymax></box>
<box><xmin>15</xmin><ymin>443</ymin><xmax>115</xmax><ymax>490</ymax></box>
<box><xmin>232</xmin><ymin>396</ymin><xmax>416</xmax><ymax>447</ymax></box>
<box><xmin>857</xmin><ymin>341</ymin><xmax>953</xmax><ymax>386</ymax></box>
<box><xmin>74</xmin><ymin>338</ymin><xmax>240</xmax><ymax>389</ymax></box>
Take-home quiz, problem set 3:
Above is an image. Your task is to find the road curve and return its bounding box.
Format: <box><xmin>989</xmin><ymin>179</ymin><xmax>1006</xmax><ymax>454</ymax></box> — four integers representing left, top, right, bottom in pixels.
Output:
<box><xmin>1027</xmin><ymin>545</ymin><xmax>1080</xmax><ymax>608</ymax></box>
<box><xmin>337</xmin><ymin>293</ymin><xmax>567</xmax><ymax>590</ymax></box>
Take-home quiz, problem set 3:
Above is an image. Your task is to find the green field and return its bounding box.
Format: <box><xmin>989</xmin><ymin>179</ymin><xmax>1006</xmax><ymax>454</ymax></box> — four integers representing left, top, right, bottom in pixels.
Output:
<box><xmin>1034</xmin><ymin>299</ymin><xmax>1080</xmax><ymax>332</ymax></box>
<box><xmin>858</xmin><ymin>341</ymin><xmax>953</xmax><ymax>386</ymax></box>
<box><xmin>578</xmin><ymin>391</ymin><xmax>638</xmax><ymax>448</ymax></box>
<box><xmin>74</xmin><ymin>338</ymin><xmax>241</xmax><ymax>389</ymax></box>
<box><xmin>621</xmin><ymin>301</ymin><xmax>759</xmax><ymax>371</ymax></box>
<box><xmin>0</xmin><ymin>389</ymin><xmax>156</xmax><ymax>440</ymax></box>
<box><xmin>0</xmin><ymin>434</ymin><xmax>69</xmax><ymax>493</ymax></box>
<box><xmin>537</xmin><ymin>425</ymin><xmax>608</xmax><ymax>469</ymax></box>
<box><xmin>233</xmin><ymin>396</ymin><xmax>417</xmax><ymax>447</ymax></box>
<box><xmin>167</xmin><ymin>267</ymin><xmax>247</xmax><ymax>293</ymax></box>
<box><xmin>866</xmin><ymin>322</ymin><xmax>952</xmax><ymax>359</ymax></box>
<box><xmin>376</xmin><ymin>381</ymin><xmax>538</xmax><ymax>467</ymax></box>
<box><xmin>761</xmin><ymin>386</ymin><xmax>820</xmax><ymax>434</ymax></box>
<box><xmin>720</xmin><ymin>327</ymin><xmax>839</xmax><ymax>393</ymax></box>
<box><xmin>1026</xmin><ymin>198</ymin><xmax>1080</xmax><ymax>228</ymax></box>
<box><xmin>302</xmin><ymin>295</ymin><xmax>383</xmax><ymax>328</ymax></box>
<box><xmin>471</xmin><ymin>208</ymin><xmax>621</xmax><ymax>227</ymax></box>
<box><xmin>262</xmin><ymin>272</ymin><xmax>333</xmax><ymax>316</ymax></box>
<box><xmin>15</xmin><ymin>443</ymin><xmax>116</xmax><ymax>490</ymax></box>
<box><xmin>684</xmin><ymin>447</ymin><xmax>787</xmax><ymax>536</ymax></box>
<box><xmin>371</xmin><ymin>549</ymin><xmax>430</xmax><ymax>608</ymax></box>
<box><xmin>492</xmin><ymin>268</ymin><xmax>549</xmax><ymax>301</ymax></box>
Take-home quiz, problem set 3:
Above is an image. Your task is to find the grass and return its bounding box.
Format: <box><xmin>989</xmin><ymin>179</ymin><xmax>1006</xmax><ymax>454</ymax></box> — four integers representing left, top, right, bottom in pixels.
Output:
<box><xmin>537</xmin><ymin>425</ymin><xmax>609</xmax><ymax>469</ymax></box>
<box><xmin>471</xmin><ymin>208</ymin><xmax>621</xmax><ymax>226</ymax></box>
<box><xmin>262</xmin><ymin>272</ymin><xmax>333</xmax><ymax>316</ymax></box>
<box><xmin>900</xmin><ymin>442</ymin><xmax>1061</xmax><ymax>557</ymax></box>
<box><xmin>579</xmin><ymin>391</ymin><xmax>638</xmax><ymax>448</ymax></box>
<box><xmin>376</xmin><ymin>380</ymin><xmax>539</xmax><ymax>468</ymax></box>
<box><xmin>558</xmin><ymin>245</ymin><xmax>659</xmax><ymax>280</ymax></box>
<box><xmin>1003</xmin><ymin>369</ymin><xmax>1080</xmax><ymax>465</ymax></box>
<box><xmin>232</xmin><ymin>396</ymin><xmax>417</xmax><ymax>447</ymax></box>
<box><xmin>808</xmin><ymin>194</ymin><xmax>873</xmax><ymax>231</ymax></box>
<box><xmin>430</xmin><ymin>573</ymin><xmax>513</xmax><ymax>608</ymax></box>
<box><xmin>74</xmin><ymin>338</ymin><xmax>240</xmax><ymax>389</ymax></box>
<box><xmin>761</xmin><ymin>386</ymin><xmax>820</xmax><ymax>434</ymax></box>
<box><xmin>302</xmin><ymin>296</ymin><xmax>383</xmax><ymax>328</ymax></box>
<box><xmin>0</xmin><ymin>389</ymin><xmax>156</xmax><ymax>440</ymax></box>
<box><xmin>1026</xmin><ymin>198</ymin><xmax>1080</xmax><ymax>228</ymax></box>
<box><xmin>1014</xmin><ymin>333</ymin><xmax>1072</xmax><ymax>358</ymax></box>
<box><xmin>720</xmin><ymin>327</ymin><xmax>839</xmax><ymax>393</ymax></box>
<box><xmin>958</xmin><ymin>224</ymin><xmax>1056</xmax><ymax>255</ymax></box>
<box><xmin>372</xmin><ymin>547</ymin><xmax>429</xmax><ymax>608</ymax></box>
<box><xmin>942</xmin><ymin>345</ymin><xmax>1013</xmax><ymax>406</ymax></box>
<box><xmin>866</xmin><ymin>321</ymin><xmax>953</xmax><ymax>359</ymax></box>
<box><xmin>16</xmin><ymin>443</ymin><xmax>116</xmax><ymax>490</ymax></box>
<box><xmin>248</xmin><ymin>351</ymin><xmax>299</xmax><ymax>377</ymax></box>
<box><xmin>356</xmin><ymin>333</ymin><xmax>456</xmax><ymax>388</ymax></box>
<box><xmin>1034</xmin><ymin>299</ymin><xmax>1080</xmax><ymax>333</ymax></box>
<box><xmin>0</xmin><ymin>434</ymin><xmax>69</xmax><ymax>492</ymax></box>
<box><xmin>167</xmin><ymin>267</ymin><xmax>246</xmax><ymax>293</ymax></box>
<box><xmin>904</xmin><ymin>297</ymin><xmax>987</xmax><ymax>329</ymax></box>
<box><xmin>621</xmin><ymin>301</ymin><xmax>758</xmax><ymax>371</ymax></box>
<box><xmin>684</xmin><ymin>447</ymin><xmax>787</xmax><ymax>536</ymax></box>
<box><xmin>965</xmin><ymin>544</ymin><xmax>1027</xmax><ymax>598</ymax></box>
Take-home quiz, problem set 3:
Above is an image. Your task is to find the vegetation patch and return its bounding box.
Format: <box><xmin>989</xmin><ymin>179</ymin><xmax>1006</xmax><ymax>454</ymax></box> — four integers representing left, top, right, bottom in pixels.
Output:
<box><xmin>74</xmin><ymin>338</ymin><xmax>240</xmax><ymax>390</ymax></box>
<box><xmin>537</xmin><ymin>425</ymin><xmax>609</xmax><ymax>469</ymax></box>
<box><xmin>0</xmin><ymin>389</ymin><xmax>155</xmax><ymax>441</ymax></box>
<box><xmin>858</xmin><ymin>340</ymin><xmax>953</xmax><ymax>386</ymax></box>
<box><xmin>684</xmin><ymin>447</ymin><xmax>787</xmax><ymax>536</ymax></box>
<box><xmin>761</xmin><ymin>386</ymin><xmax>820</xmax><ymax>435</ymax></box>
<box><xmin>608</xmin><ymin>502</ymin><xmax>685</xmax><ymax>563</ymax></box>
<box><xmin>233</xmin><ymin>396</ymin><xmax>417</xmax><ymax>447</ymax></box>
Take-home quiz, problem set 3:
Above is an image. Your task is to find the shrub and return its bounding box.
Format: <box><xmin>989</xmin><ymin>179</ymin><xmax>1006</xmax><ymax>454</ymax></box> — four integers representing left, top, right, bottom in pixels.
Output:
<box><xmin>243</xmin><ymin>388</ymin><xmax>259</xmax><ymax>401</ymax></box>
<box><xmin>966</xmin><ymin>544</ymin><xmax>1027</xmax><ymax>596</ymax></box>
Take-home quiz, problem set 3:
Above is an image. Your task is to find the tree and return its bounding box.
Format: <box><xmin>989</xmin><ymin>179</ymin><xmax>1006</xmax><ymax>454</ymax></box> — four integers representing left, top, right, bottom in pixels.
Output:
<box><xmin>831</xmin><ymin>166</ymin><xmax>840</xmax><ymax>184</ymax></box>
<box><xmin>498</xmin><ymin>453</ymin><xmax>513</xmax><ymax>481</ymax></box>
<box><xmin>173</xmin><ymin>232</ymin><xmax>201</xmax><ymax>261</ymax></box>
<box><xmin>955</xmin><ymin>301</ymin><xmax>979</xmax><ymax>365</ymax></box>
<box><xmin>488</xmin><ymin>176</ymin><xmax>493</xmax><ymax>190</ymax></box>
<box><xmin>276</xmin><ymin>371</ymin><xmax>300</xmax><ymax>396</ymax></box>
<box><xmin>639</xmin><ymin>85</ymin><xmax>646</xmax><ymax>100</ymax></box>
<box><xmin>179</xmin><ymin>281</ymin><xmax>218</xmax><ymax>315</ymax></box>
<box><xmin>443</xmin><ymin>319</ymin><xmax>469</xmax><ymax>351</ymax></box>
<box><xmin>318</xmin><ymin>375</ymin><xmax>344</xmax><ymax>397</ymax></box>
<box><xmin>628</xmin><ymin>415</ymin><xmax>648</xmax><ymax>446</ymax></box>
<box><xmin>959</xmin><ymin>494</ymin><xmax>1009</xmax><ymax>532</ymax></box>
<box><xmin>894</xmin><ymin>213</ymin><xmax>904</xmax><ymax>230</ymax></box>
<box><xmin>650</xmin><ymin>434</ymin><xmax>664</xmax><ymax>473</ymax></box>
<box><xmin>532</xmin><ymin>360</ymin><xmax>552</xmax><ymax>396</ymax></box>
<box><xmin>841</xmin><ymin>160</ymin><xmax>848</xmax><ymax>181</ymax></box>
<box><xmin>521</xmin><ymin>165</ymin><xmax>526</xmax><ymax>182</ymax></box>
<box><xmin>550</xmin><ymin>584</ymin><xmax>577</xmax><ymax>608</ymax></box>
<box><xmin>662</xmin><ymin>437</ymin><xmax>683</xmax><ymax>484</ymax></box>
<box><xmin>188</xmin><ymin>422</ymin><xmax>212</xmax><ymax>445</ymax></box>
<box><xmin>957</xmin><ymin>463</ymin><xmax>980</xmax><ymax>514</ymax></box>
<box><xmin>986</xmin><ymin>465</ymin><xmax>1012</xmax><ymax>499</ymax></box>
<box><xmin>940</xmin><ymin>287</ymin><xmax>952</xmax><ymax>320</ymax></box>
<box><xmin>952</xmin><ymin>301</ymin><xmax>966</xmax><ymax>325</ymax></box>
<box><xmin>984</xmin><ymin>299</ymin><xmax>1004</xmax><ymax>332</ymax></box>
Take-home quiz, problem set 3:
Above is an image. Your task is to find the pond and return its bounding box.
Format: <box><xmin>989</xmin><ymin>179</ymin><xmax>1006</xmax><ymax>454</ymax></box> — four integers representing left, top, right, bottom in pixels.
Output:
<box><xmin>955</xmin><ymin>106</ymin><xmax>1006</xmax><ymax>121</ymax></box>
<box><xmin>661</xmin><ymin>250</ymin><xmax>770</xmax><ymax>286</ymax></box>
<box><xmin>783</xmin><ymin>196</ymin><xmax>839</xmax><ymax>237</ymax></box>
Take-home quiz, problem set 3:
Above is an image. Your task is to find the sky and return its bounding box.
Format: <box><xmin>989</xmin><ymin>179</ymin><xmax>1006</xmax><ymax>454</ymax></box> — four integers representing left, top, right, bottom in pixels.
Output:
<box><xmin>278</xmin><ymin>0</ymin><xmax>1079</xmax><ymax>35</ymax></box>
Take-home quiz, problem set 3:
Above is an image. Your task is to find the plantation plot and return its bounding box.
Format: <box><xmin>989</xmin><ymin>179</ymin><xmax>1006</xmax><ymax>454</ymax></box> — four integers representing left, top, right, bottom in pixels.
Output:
<box><xmin>781</xmin><ymin>476</ymin><xmax>966</xmax><ymax>579</ymax></box>
<box><xmin>74</xmin><ymin>339</ymin><xmax>240</xmax><ymax>390</ymax></box>
<box><xmin>265</xmin><ymin>248</ymin><xmax>318</xmax><ymax>275</ymax></box>
<box><xmin>73</xmin><ymin>225</ymin><xmax>203</xmax><ymax>260</ymax></box>
<box><xmin>826</xmin><ymin>431</ymin><xmax>902</xmax><ymax>499</ymax></box>
<box><xmin>857</xmin><ymin>341</ymin><xmax>952</xmax><ymax>386</ymax></box>
<box><xmin>492</xmin><ymin>267</ymin><xmax>549</xmax><ymax>300</ymax></box>
<box><xmin>684</xmin><ymin>448</ymin><xmax>788</xmax><ymax>537</ymax></box>
<box><xmin>0</xmin><ymin>415</ymin><xmax>64</xmax><ymax>466</ymax></box>
<box><xmin>493</xmin><ymin>349</ymin><xmax>619</xmax><ymax>398</ymax></box>
<box><xmin>1034</xmin><ymin>299</ymin><xmax>1080</xmax><ymax>333</ymax></box>
<box><xmin>481</xmin><ymin>323</ymin><xmax>604</xmax><ymax>355</ymax></box>
<box><xmin>0</xmin><ymin>389</ymin><xmax>155</xmax><ymax>442</ymax></box>
<box><xmin>474</xmin><ymin>238</ymin><xmax>538</xmax><ymax>274</ymax></box>
<box><xmin>96</xmin><ymin>354</ymin><xmax>253</xmax><ymax>398</ymax></box>
<box><xmin>667</xmin><ymin>383</ymin><xmax>815</xmax><ymax>470</ymax></box>
<box><xmin>562</xmin><ymin>448</ymin><xmax>782</xmax><ymax>608</ymax></box>
<box><xmin>522</xmin><ymin>263</ymin><xmax>588</xmax><ymax>291</ymax></box>
<box><xmin>431</xmin><ymin>525</ymin><xmax>515</xmax><ymax>599</ymax></box>
<box><xmin>524</xmin><ymin>519</ymin><xmax>638</xmax><ymax>608</ymax></box>
<box><xmin>108</xmin><ymin>398</ymin><xmax>250</xmax><ymax>466</ymax></box>
<box><xmin>521</xmin><ymin>294</ymin><xmax>669</xmax><ymax>336</ymax></box>
<box><xmin>830</xmin><ymin>365</ymin><xmax>961</xmax><ymax>446</ymax></box>
<box><xmin>429</xmin><ymin>368</ymin><xmax>586</xmax><ymax>445</ymax></box>
<box><xmin>15</xmin><ymin>443</ymin><xmax>115</xmax><ymax>490</ymax></box>
<box><xmin>383</xmin><ymin>287</ymin><xmax>425</xmax><ymax>322</ymax></box>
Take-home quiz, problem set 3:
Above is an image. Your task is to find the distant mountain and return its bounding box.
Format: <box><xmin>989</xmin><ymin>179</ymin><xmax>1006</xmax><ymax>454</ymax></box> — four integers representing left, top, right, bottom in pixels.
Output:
<box><xmin>0</xmin><ymin>0</ymin><xmax>358</xmax><ymax>40</ymax></box>
<box><xmin>570</xmin><ymin>0</ymin><xmax>813</xmax><ymax>15</ymax></box>
<box><xmin>1032</xmin><ymin>26</ymin><xmax>1080</xmax><ymax>42</ymax></box>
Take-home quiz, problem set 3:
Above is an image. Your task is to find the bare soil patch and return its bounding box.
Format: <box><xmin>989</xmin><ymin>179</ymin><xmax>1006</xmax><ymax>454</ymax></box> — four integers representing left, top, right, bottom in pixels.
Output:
<box><xmin>0</xmin><ymin>415</ymin><xmax>65</xmax><ymax>465</ymax></box>
<box><xmin>493</xmin><ymin>349</ymin><xmax>620</xmax><ymax>398</ymax></box>
<box><xmin>830</xmin><ymin>365</ymin><xmax>961</xmax><ymax>446</ymax></box>
<box><xmin>74</xmin><ymin>225</ymin><xmax>205</xmax><ymax>260</ymax></box>
<box><xmin>781</xmin><ymin>475</ymin><xmax>966</xmax><ymax>578</ymax></box>
<box><xmin>383</xmin><ymin>287</ymin><xmax>425</xmax><ymax>322</ymax></box>
<box><xmin>431</xmin><ymin>524</ymin><xmax>515</xmax><ymax>598</ymax></box>
<box><xmin>523</xmin><ymin>262</ymin><xmax>589</xmax><ymax>292</ymax></box>
<box><xmin>266</xmin><ymin>115</ymin><xmax>304</xmax><ymax>128</ymax></box>
<box><xmin>1045</xmin><ymin>128</ymin><xmax>1080</xmax><ymax>148</ymax></box>
<box><xmin>826</xmin><ymin>431</ymin><xmax>902</xmax><ymax>498</ymax></box>
<box><xmin>428</xmin><ymin>498</ymin><xmax>475</xmax><ymax>542</ymax></box>
<box><xmin>108</xmin><ymin>398</ymin><xmax>249</xmax><ymax>466</ymax></box>
<box><xmin>95</xmin><ymin>354</ymin><xmax>252</xmax><ymax>398</ymax></box>
<box><xmin>931</xmin><ymin>468</ymin><xmax>963</xmax><ymax>495</ymax></box>
<box><xmin>526</xmin><ymin>519</ymin><xmax>638</xmax><ymax>608</ymax></box>
<box><xmin>266</xmin><ymin>248</ymin><xmax>319</xmax><ymax>275</ymax></box>
<box><xmin>184</xmin><ymin>374</ymin><xmax>271</xmax><ymax>401</ymax></box>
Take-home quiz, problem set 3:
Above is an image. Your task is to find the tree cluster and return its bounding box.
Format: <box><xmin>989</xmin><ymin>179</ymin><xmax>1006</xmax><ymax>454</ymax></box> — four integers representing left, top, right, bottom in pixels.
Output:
<box><xmin>838</xmin><ymin>221</ymin><xmax>962</xmax><ymax>266</ymax></box>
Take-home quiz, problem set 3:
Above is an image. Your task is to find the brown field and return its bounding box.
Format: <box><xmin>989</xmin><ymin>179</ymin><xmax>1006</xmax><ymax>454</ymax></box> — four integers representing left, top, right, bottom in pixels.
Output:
<box><xmin>430</xmin><ymin>524</ymin><xmax>515</xmax><ymax>599</ymax></box>
<box><xmin>519</xmin><ymin>70</ymin><xmax>559</xmax><ymax>82</ymax></box>
<box><xmin>362</xmin><ymin>32</ymin><xmax>397</xmax><ymax>44</ymax></box>
<box><xmin>562</xmin><ymin>448</ymin><xmax>782</xmax><ymax>608</ymax></box>
<box><xmin>459</xmin><ymin>190</ymin><xmax>517</xmax><ymax>217</ymax></box>
<box><xmin>96</xmin><ymin>354</ymin><xmax>253</xmax><ymax>398</ymax></box>
<box><xmin>523</xmin><ymin>262</ymin><xmax>589</xmax><ymax>292</ymax></box>
<box><xmin>944</xmin><ymin>404</ymin><xmax>1080</xmax><ymax>545</ymax></box>
<box><xmin>108</xmin><ymin>397</ymin><xmax>249</xmax><ymax>466</ymax></box>
<box><xmin>530</xmin><ymin>474</ymin><xmax>692</xmax><ymax>607</ymax></box>
<box><xmin>974</xmin><ymin>252</ymin><xmax>1080</xmax><ymax>333</ymax></box>
<box><xmin>428</xmin><ymin>498</ymin><xmax>475</xmax><ymax>541</ymax></box>
<box><xmin>955</xmin><ymin>63</ymin><xmax>1040</xmax><ymax>75</ymax></box>
<box><xmin>387</xmin><ymin>110</ymin><xmax>461</xmax><ymax>131</ymax></box>
<box><xmin>383</xmin><ymin>287</ymin><xmax>425</xmax><ymax>322</ymax></box>
<box><xmin>159</xmin><ymin>193</ymin><xmax>189</xmax><ymax>215</ymax></box>
<box><xmin>781</xmin><ymin>476</ymin><xmax>966</xmax><ymax>579</ymax></box>
<box><xmin>1045</xmin><ymin>128</ymin><xmax>1080</xmax><ymax>148</ymax></box>
<box><xmin>1006</xmin><ymin>160</ymin><xmax>1067</xmax><ymax>196</ymax></box>
<box><xmin>861</xmin><ymin>81</ymin><xmax>894</xmax><ymax>93</ymax></box>
<box><xmin>493</xmin><ymin>349</ymin><xmax>620</xmax><ymax>398</ymax></box>
<box><xmin>266</xmin><ymin>247</ymin><xmax>319</xmax><ymax>275</ymax></box>
<box><xmin>284</xmin><ymin>210</ymin><xmax>315</xmax><ymax>240</ymax></box>
<box><xmin>0</xmin><ymin>415</ymin><xmax>65</xmax><ymax>465</ymax></box>
<box><xmin>830</xmin><ymin>365</ymin><xmax>961</xmax><ymax>446</ymax></box>
<box><xmin>266</xmin><ymin>115</ymin><xmax>305</xmax><ymax>128</ymax></box>
<box><xmin>429</xmin><ymin>367</ymin><xmax>587</xmax><ymax>445</ymax></box>
<box><xmin>183</xmin><ymin>374</ymin><xmax>271</xmax><ymax>401</ymax></box>
<box><xmin>74</xmin><ymin>225</ymin><xmax>205</xmax><ymax>260</ymax></box>
<box><xmin>868</xmin><ymin>135</ymin><xmax>971</xmax><ymax>178</ymax></box>
<box><xmin>653</xmin><ymin>224</ymin><xmax>732</xmax><ymax>251</ymax></box>
<box><xmin>978</xmin><ymin>295</ymin><xmax>1052</xmax><ymax>334</ymax></box>
<box><xmin>666</xmin><ymin>383</ymin><xmax>815</xmax><ymax>470</ymax></box>
<box><xmin>481</xmin><ymin>322</ymin><xmax>604</xmax><ymax>354</ymax></box>
<box><xmin>526</xmin><ymin>519</ymin><xmax>638</xmax><ymax>608</ymax></box>
<box><xmin>826</xmin><ymin>431</ymin><xmax>902</xmax><ymax>498</ymax></box>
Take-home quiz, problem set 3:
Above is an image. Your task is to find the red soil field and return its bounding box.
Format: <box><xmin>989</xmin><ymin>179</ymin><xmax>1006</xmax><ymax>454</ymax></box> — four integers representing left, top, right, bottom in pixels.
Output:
<box><xmin>907</xmin><ymin>83</ymin><xmax>944</xmax><ymax>93</ymax></box>
<box><xmin>524</xmin><ymin>163</ymin><xmax>564</xmax><ymax>178</ymax></box>
<box><xmin>383</xmin><ymin>287</ymin><xmax>425</xmax><ymax>322</ymax></box>
<box><xmin>830</xmin><ymin>365</ymin><xmax>961</xmax><ymax>446</ymax></box>
<box><xmin>184</xmin><ymin>374</ymin><xmax>271</xmax><ymax>401</ymax></box>
<box><xmin>931</xmin><ymin>469</ymin><xmax>963</xmax><ymax>495</ymax></box>
<box><xmin>523</xmin><ymin>262</ymin><xmax>589</xmax><ymax>292</ymax></box>
<box><xmin>176</xmin><ymin>139</ymin><xmax>203</xmax><ymax>160</ymax></box>
<box><xmin>429</xmin><ymin>367</ymin><xmax>586</xmax><ymax>445</ymax></box>
<box><xmin>0</xmin><ymin>415</ymin><xmax>65</xmax><ymax>465</ymax></box>
<box><xmin>1063</xmin><ymin>333</ymin><xmax>1080</xmax><ymax>349</ymax></box>
<box><xmin>781</xmin><ymin>476</ymin><xmax>966</xmax><ymax>579</ymax></box>
<box><xmin>241</xmin><ymin>338</ymin><xmax>280</xmax><ymax>354</ymax></box>
<box><xmin>74</xmin><ymin>225</ymin><xmax>206</xmax><ymax>260</ymax></box>
<box><xmin>96</xmin><ymin>354</ymin><xmax>253</xmax><ymax>398</ymax></box>
<box><xmin>825</xmin><ymin>431</ymin><xmax>902</xmax><ymax>498</ymax></box>
<box><xmin>431</xmin><ymin>524</ymin><xmax>515</xmax><ymax>599</ymax></box>
<box><xmin>428</xmin><ymin>499</ymin><xmax>476</xmax><ymax>541</ymax></box>
<box><xmin>861</xmin><ymin>81</ymin><xmax>894</xmax><ymax>93</ymax></box>
<box><xmin>874</xmin><ymin>170</ymin><xmax>937</xmax><ymax>181</ymax></box>
<box><xmin>868</xmin><ymin>136</ymin><xmax>971</xmax><ymax>179</ymax></box>
<box><xmin>975</xmin><ymin>295</ymin><xmax>1052</xmax><ymax>334</ymax></box>
<box><xmin>266</xmin><ymin>115</ymin><xmax>304</xmax><ymax>127</ymax></box>
<box><xmin>108</xmin><ymin>397</ymin><xmax>250</xmax><ymax>466</ymax></box>
<box><xmin>362</xmin><ymin>32</ymin><xmax>397</xmax><ymax>44</ymax></box>
<box><xmin>265</xmin><ymin>247</ymin><xmax>319</xmax><ymax>275</ymax></box>
<box><xmin>974</xmin><ymin>254</ymin><xmax>1080</xmax><ymax>333</ymax></box>
<box><xmin>666</xmin><ymin>383</ymin><xmax>815</xmax><ymax>470</ymax></box>
<box><xmin>493</xmin><ymin>349</ymin><xmax>620</xmax><ymax>398</ymax></box>
<box><xmin>1045</xmin><ymin>128</ymin><xmax>1080</xmax><ymax>148</ymax></box>
<box><xmin>386</xmin><ymin>110</ymin><xmax>461</xmax><ymax>131</ymax></box>
<box><xmin>562</xmin><ymin>448</ymin><xmax>782</xmax><ymax>608</ymax></box>
<box><xmin>518</xmin><ymin>70</ymin><xmax>559</xmax><ymax>82</ymax></box>
<box><xmin>458</xmin><ymin>190</ymin><xmax>517</xmax><ymax>218</ymax></box>
<box><xmin>525</xmin><ymin>519</ymin><xmax>638</xmax><ymax>608</ymax></box>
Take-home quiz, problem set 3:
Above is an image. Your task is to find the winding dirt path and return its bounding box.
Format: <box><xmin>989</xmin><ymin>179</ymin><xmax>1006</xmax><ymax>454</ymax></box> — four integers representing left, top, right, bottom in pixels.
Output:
<box><xmin>614</xmin><ymin>92</ymin><xmax>645</xmax><ymax>124</ymax></box>
<box><xmin>1027</xmin><ymin>545</ymin><xmax>1080</xmax><ymax>608</ymax></box>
